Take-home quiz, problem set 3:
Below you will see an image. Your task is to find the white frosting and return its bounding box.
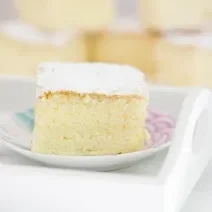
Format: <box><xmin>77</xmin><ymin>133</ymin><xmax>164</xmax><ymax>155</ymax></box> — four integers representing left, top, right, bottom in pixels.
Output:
<box><xmin>36</xmin><ymin>62</ymin><xmax>149</xmax><ymax>98</ymax></box>
<box><xmin>0</xmin><ymin>21</ymin><xmax>75</xmax><ymax>46</ymax></box>
<box><xmin>164</xmin><ymin>32</ymin><xmax>212</xmax><ymax>48</ymax></box>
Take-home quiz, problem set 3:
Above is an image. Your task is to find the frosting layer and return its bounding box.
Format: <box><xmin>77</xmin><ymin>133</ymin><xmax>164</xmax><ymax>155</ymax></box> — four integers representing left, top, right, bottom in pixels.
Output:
<box><xmin>36</xmin><ymin>62</ymin><xmax>149</xmax><ymax>98</ymax></box>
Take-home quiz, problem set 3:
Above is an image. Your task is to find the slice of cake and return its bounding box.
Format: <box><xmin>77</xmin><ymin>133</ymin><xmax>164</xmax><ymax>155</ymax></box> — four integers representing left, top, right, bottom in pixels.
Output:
<box><xmin>32</xmin><ymin>62</ymin><xmax>150</xmax><ymax>156</ymax></box>
<box><xmin>154</xmin><ymin>32</ymin><xmax>212</xmax><ymax>87</ymax></box>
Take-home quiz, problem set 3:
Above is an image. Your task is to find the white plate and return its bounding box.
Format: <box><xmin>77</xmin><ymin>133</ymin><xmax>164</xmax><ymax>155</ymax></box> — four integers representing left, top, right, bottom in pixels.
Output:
<box><xmin>3</xmin><ymin>140</ymin><xmax>170</xmax><ymax>172</ymax></box>
<box><xmin>0</xmin><ymin>110</ymin><xmax>174</xmax><ymax>171</ymax></box>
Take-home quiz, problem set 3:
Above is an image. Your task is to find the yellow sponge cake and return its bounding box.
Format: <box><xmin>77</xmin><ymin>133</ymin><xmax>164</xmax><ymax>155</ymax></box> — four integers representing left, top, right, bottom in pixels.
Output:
<box><xmin>32</xmin><ymin>63</ymin><xmax>150</xmax><ymax>156</ymax></box>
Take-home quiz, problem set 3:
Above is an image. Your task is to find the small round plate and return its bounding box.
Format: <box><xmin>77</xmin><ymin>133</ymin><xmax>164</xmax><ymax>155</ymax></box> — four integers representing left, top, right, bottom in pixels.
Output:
<box><xmin>0</xmin><ymin>109</ymin><xmax>175</xmax><ymax>171</ymax></box>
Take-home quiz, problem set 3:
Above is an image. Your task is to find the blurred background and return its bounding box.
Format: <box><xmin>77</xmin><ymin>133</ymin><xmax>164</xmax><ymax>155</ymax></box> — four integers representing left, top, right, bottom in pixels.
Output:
<box><xmin>0</xmin><ymin>0</ymin><xmax>211</xmax><ymax>87</ymax></box>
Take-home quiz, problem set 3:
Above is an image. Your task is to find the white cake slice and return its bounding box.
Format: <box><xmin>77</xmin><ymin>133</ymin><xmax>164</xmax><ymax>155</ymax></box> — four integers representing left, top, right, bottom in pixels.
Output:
<box><xmin>32</xmin><ymin>62</ymin><xmax>150</xmax><ymax>156</ymax></box>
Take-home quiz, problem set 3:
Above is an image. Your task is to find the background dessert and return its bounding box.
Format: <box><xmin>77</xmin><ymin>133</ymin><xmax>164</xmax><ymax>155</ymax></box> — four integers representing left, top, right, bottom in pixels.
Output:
<box><xmin>13</xmin><ymin>0</ymin><xmax>211</xmax><ymax>32</ymax></box>
<box><xmin>0</xmin><ymin>0</ymin><xmax>211</xmax><ymax>87</ymax></box>
<box><xmin>88</xmin><ymin>29</ymin><xmax>158</xmax><ymax>82</ymax></box>
<box><xmin>0</xmin><ymin>21</ymin><xmax>87</xmax><ymax>76</ymax></box>
<box><xmin>32</xmin><ymin>63</ymin><xmax>150</xmax><ymax>156</ymax></box>
<box><xmin>139</xmin><ymin>0</ymin><xmax>210</xmax><ymax>31</ymax></box>
<box><xmin>14</xmin><ymin>0</ymin><xmax>119</xmax><ymax>31</ymax></box>
<box><xmin>154</xmin><ymin>32</ymin><xmax>212</xmax><ymax>87</ymax></box>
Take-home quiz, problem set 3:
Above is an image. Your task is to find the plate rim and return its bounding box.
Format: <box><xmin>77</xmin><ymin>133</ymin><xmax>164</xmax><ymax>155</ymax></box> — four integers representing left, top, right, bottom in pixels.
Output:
<box><xmin>2</xmin><ymin>136</ymin><xmax>170</xmax><ymax>160</ymax></box>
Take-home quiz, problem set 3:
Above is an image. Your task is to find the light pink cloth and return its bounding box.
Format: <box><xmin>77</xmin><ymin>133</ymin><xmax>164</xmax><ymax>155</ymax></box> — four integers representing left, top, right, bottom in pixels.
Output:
<box><xmin>145</xmin><ymin>110</ymin><xmax>175</xmax><ymax>149</ymax></box>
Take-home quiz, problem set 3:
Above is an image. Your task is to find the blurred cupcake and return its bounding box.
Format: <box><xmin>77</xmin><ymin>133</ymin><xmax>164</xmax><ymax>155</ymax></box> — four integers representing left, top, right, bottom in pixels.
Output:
<box><xmin>0</xmin><ymin>21</ymin><xmax>87</xmax><ymax>76</ymax></box>
<box><xmin>154</xmin><ymin>32</ymin><xmax>212</xmax><ymax>87</ymax></box>
<box><xmin>139</xmin><ymin>0</ymin><xmax>210</xmax><ymax>31</ymax></box>
<box><xmin>86</xmin><ymin>0</ymin><xmax>159</xmax><ymax>82</ymax></box>
<box><xmin>89</xmin><ymin>29</ymin><xmax>158</xmax><ymax>82</ymax></box>
<box><xmin>14</xmin><ymin>0</ymin><xmax>115</xmax><ymax>31</ymax></box>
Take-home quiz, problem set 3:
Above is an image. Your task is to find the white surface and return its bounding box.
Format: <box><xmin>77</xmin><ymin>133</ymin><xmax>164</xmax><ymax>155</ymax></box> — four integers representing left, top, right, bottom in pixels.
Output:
<box><xmin>37</xmin><ymin>62</ymin><xmax>148</xmax><ymax>97</ymax></box>
<box><xmin>0</xmin><ymin>77</ymin><xmax>211</xmax><ymax>212</ymax></box>
<box><xmin>0</xmin><ymin>164</ymin><xmax>161</xmax><ymax>212</ymax></box>
<box><xmin>0</xmin><ymin>20</ymin><xmax>75</xmax><ymax>46</ymax></box>
<box><xmin>0</xmin><ymin>162</ymin><xmax>211</xmax><ymax>212</ymax></box>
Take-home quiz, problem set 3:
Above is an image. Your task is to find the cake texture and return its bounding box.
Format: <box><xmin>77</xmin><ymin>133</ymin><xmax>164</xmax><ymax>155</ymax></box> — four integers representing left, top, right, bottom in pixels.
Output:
<box><xmin>154</xmin><ymin>32</ymin><xmax>212</xmax><ymax>87</ymax></box>
<box><xmin>32</xmin><ymin>63</ymin><xmax>150</xmax><ymax>156</ymax></box>
<box><xmin>0</xmin><ymin>21</ymin><xmax>87</xmax><ymax>76</ymax></box>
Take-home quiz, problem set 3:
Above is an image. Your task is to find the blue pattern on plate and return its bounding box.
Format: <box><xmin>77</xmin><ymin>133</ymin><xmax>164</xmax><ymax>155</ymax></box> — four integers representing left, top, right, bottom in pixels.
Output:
<box><xmin>15</xmin><ymin>108</ymin><xmax>34</xmax><ymax>132</ymax></box>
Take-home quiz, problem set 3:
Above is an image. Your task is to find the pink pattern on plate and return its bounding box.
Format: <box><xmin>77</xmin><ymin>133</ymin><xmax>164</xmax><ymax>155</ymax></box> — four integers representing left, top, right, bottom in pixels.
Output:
<box><xmin>145</xmin><ymin>110</ymin><xmax>175</xmax><ymax>149</ymax></box>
